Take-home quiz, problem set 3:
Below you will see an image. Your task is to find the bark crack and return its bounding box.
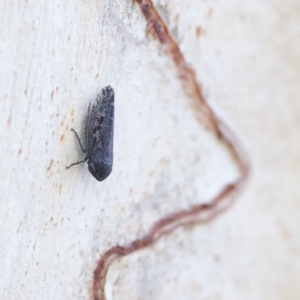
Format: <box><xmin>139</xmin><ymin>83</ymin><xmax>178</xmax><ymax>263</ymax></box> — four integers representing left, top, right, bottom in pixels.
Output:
<box><xmin>92</xmin><ymin>1</ymin><xmax>250</xmax><ymax>299</ymax></box>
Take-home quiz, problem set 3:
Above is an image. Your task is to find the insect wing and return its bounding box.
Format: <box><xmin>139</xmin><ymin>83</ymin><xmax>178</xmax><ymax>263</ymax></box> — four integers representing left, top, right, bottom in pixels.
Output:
<box><xmin>87</xmin><ymin>86</ymin><xmax>114</xmax><ymax>165</ymax></box>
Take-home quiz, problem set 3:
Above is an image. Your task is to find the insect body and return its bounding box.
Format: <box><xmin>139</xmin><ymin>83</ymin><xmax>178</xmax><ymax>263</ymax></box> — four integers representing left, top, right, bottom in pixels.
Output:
<box><xmin>66</xmin><ymin>86</ymin><xmax>114</xmax><ymax>181</ymax></box>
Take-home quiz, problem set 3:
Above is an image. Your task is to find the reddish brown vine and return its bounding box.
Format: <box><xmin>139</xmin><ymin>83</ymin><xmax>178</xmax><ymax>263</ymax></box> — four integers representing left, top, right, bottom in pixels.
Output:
<box><xmin>92</xmin><ymin>1</ymin><xmax>250</xmax><ymax>299</ymax></box>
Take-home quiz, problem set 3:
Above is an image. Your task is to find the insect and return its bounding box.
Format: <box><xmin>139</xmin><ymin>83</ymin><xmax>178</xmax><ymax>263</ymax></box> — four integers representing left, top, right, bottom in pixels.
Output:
<box><xmin>66</xmin><ymin>85</ymin><xmax>114</xmax><ymax>181</ymax></box>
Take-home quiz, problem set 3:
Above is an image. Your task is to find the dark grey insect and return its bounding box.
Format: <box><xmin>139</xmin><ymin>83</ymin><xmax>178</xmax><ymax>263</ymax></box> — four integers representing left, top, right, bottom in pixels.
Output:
<box><xmin>66</xmin><ymin>85</ymin><xmax>114</xmax><ymax>181</ymax></box>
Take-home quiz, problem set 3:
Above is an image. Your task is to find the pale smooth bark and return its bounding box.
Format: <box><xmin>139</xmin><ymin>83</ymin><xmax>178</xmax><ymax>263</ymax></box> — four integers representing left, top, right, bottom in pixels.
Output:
<box><xmin>1</xmin><ymin>1</ymin><xmax>299</xmax><ymax>300</ymax></box>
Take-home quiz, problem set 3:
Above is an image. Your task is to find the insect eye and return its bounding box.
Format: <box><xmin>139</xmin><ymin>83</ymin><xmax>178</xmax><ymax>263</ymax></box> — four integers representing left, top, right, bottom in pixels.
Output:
<box><xmin>88</xmin><ymin>161</ymin><xmax>112</xmax><ymax>182</ymax></box>
<box><xmin>88</xmin><ymin>162</ymin><xmax>96</xmax><ymax>174</ymax></box>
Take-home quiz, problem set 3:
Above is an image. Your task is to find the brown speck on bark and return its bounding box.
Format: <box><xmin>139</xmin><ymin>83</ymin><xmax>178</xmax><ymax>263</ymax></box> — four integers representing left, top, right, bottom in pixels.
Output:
<box><xmin>51</xmin><ymin>90</ymin><xmax>55</xmax><ymax>99</ymax></box>
<box><xmin>93</xmin><ymin>1</ymin><xmax>250</xmax><ymax>299</ymax></box>
<box><xmin>71</xmin><ymin>108</ymin><xmax>74</xmax><ymax>117</ymax></box>
<box><xmin>148</xmin><ymin>170</ymin><xmax>154</xmax><ymax>177</ymax></box>
<box><xmin>24</xmin><ymin>89</ymin><xmax>27</xmax><ymax>95</ymax></box>
<box><xmin>196</xmin><ymin>26</ymin><xmax>202</xmax><ymax>37</ymax></box>
<box><xmin>18</xmin><ymin>148</ymin><xmax>22</xmax><ymax>155</ymax></box>
<box><xmin>46</xmin><ymin>159</ymin><xmax>54</xmax><ymax>172</ymax></box>
<box><xmin>7</xmin><ymin>116</ymin><xmax>11</xmax><ymax>126</ymax></box>
<box><xmin>61</xmin><ymin>120</ymin><xmax>64</xmax><ymax>126</ymax></box>
<box><xmin>60</xmin><ymin>134</ymin><xmax>65</xmax><ymax>141</ymax></box>
<box><xmin>214</xmin><ymin>254</ymin><xmax>221</xmax><ymax>263</ymax></box>
<box><xmin>206</xmin><ymin>7</ymin><xmax>214</xmax><ymax>19</ymax></box>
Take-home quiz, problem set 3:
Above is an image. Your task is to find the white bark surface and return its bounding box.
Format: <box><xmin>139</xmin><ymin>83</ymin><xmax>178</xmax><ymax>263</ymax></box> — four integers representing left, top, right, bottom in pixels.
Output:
<box><xmin>1</xmin><ymin>0</ymin><xmax>299</xmax><ymax>300</ymax></box>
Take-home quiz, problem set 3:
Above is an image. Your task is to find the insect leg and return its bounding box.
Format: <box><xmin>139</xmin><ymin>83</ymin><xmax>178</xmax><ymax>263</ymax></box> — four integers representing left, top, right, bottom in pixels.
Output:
<box><xmin>85</xmin><ymin>103</ymin><xmax>91</xmax><ymax>155</ymax></box>
<box><xmin>66</xmin><ymin>157</ymin><xmax>88</xmax><ymax>169</ymax></box>
<box><xmin>70</xmin><ymin>128</ymin><xmax>86</xmax><ymax>153</ymax></box>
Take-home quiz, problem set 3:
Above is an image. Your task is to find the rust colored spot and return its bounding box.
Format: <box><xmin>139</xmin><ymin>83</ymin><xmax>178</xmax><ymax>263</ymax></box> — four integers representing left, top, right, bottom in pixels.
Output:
<box><xmin>61</xmin><ymin>120</ymin><xmax>64</xmax><ymax>126</ymax></box>
<box><xmin>24</xmin><ymin>89</ymin><xmax>27</xmax><ymax>95</ymax></box>
<box><xmin>56</xmin><ymin>86</ymin><xmax>59</xmax><ymax>91</ymax></box>
<box><xmin>95</xmin><ymin>74</ymin><xmax>99</xmax><ymax>78</ymax></box>
<box><xmin>60</xmin><ymin>134</ymin><xmax>65</xmax><ymax>141</ymax></box>
<box><xmin>18</xmin><ymin>148</ymin><xmax>22</xmax><ymax>155</ymax></box>
<box><xmin>196</xmin><ymin>26</ymin><xmax>202</xmax><ymax>37</ymax></box>
<box><xmin>51</xmin><ymin>90</ymin><xmax>55</xmax><ymax>99</ymax></box>
<box><xmin>46</xmin><ymin>159</ymin><xmax>54</xmax><ymax>171</ymax></box>
<box><xmin>71</xmin><ymin>108</ymin><xmax>74</xmax><ymax>117</ymax></box>
<box><xmin>7</xmin><ymin>116</ymin><xmax>11</xmax><ymax>126</ymax></box>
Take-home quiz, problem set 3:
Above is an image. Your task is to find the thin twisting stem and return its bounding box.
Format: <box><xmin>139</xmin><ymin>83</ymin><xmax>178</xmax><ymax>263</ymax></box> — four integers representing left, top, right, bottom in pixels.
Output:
<box><xmin>92</xmin><ymin>1</ymin><xmax>250</xmax><ymax>299</ymax></box>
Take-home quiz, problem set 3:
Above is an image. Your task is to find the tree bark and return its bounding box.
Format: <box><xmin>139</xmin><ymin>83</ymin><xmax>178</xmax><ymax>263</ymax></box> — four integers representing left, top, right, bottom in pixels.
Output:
<box><xmin>1</xmin><ymin>0</ymin><xmax>299</xmax><ymax>300</ymax></box>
